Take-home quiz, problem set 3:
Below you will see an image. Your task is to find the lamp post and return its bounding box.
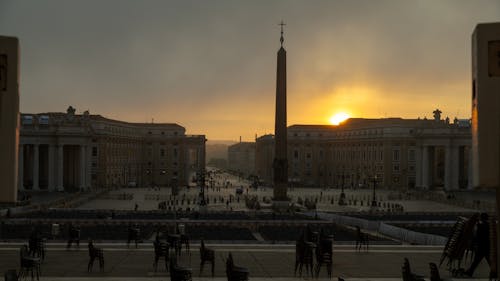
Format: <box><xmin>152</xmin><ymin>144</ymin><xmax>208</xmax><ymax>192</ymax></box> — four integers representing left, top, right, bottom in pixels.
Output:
<box><xmin>341</xmin><ymin>172</ymin><xmax>345</xmax><ymax>194</ymax></box>
<box><xmin>171</xmin><ymin>177</ymin><xmax>178</xmax><ymax>223</ymax></box>
<box><xmin>198</xmin><ymin>170</ymin><xmax>206</xmax><ymax>207</ymax></box>
<box><xmin>371</xmin><ymin>174</ymin><xmax>378</xmax><ymax>207</ymax></box>
<box><xmin>339</xmin><ymin>171</ymin><xmax>346</xmax><ymax>205</ymax></box>
<box><xmin>209</xmin><ymin>171</ymin><xmax>215</xmax><ymax>191</ymax></box>
<box><xmin>145</xmin><ymin>162</ymin><xmax>153</xmax><ymax>188</ymax></box>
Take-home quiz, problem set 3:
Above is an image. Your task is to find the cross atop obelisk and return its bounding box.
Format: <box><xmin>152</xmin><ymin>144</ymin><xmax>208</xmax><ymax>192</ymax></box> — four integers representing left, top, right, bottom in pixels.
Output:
<box><xmin>279</xmin><ymin>20</ymin><xmax>286</xmax><ymax>46</ymax></box>
<box><xmin>273</xmin><ymin>21</ymin><xmax>289</xmax><ymax>206</ymax></box>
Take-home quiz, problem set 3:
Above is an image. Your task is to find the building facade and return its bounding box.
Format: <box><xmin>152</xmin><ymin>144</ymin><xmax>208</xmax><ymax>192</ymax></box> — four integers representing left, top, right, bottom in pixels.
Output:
<box><xmin>256</xmin><ymin>112</ymin><xmax>472</xmax><ymax>191</ymax></box>
<box><xmin>19</xmin><ymin>106</ymin><xmax>206</xmax><ymax>192</ymax></box>
<box><xmin>227</xmin><ymin>142</ymin><xmax>255</xmax><ymax>178</ymax></box>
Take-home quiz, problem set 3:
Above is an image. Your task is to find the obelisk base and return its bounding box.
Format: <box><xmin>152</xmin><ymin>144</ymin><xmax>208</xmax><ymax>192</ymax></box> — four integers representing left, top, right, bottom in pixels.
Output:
<box><xmin>272</xmin><ymin>183</ymin><xmax>290</xmax><ymax>212</ymax></box>
<box><xmin>272</xmin><ymin>200</ymin><xmax>290</xmax><ymax>212</ymax></box>
<box><xmin>198</xmin><ymin>205</ymin><xmax>208</xmax><ymax>213</ymax></box>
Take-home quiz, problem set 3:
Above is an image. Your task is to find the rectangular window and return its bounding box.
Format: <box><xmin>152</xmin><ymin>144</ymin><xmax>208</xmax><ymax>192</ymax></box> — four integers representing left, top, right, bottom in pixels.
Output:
<box><xmin>92</xmin><ymin>147</ymin><xmax>98</xmax><ymax>157</ymax></box>
<box><xmin>393</xmin><ymin>149</ymin><xmax>400</xmax><ymax>161</ymax></box>
<box><xmin>408</xmin><ymin>176</ymin><xmax>416</xmax><ymax>188</ymax></box>
<box><xmin>393</xmin><ymin>164</ymin><xmax>400</xmax><ymax>172</ymax></box>
<box><xmin>408</xmin><ymin>149</ymin><xmax>415</xmax><ymax>162</ymax></box>
<box><xmin>408</xmin><ymin>165</ymin><xmax>415</xmax><ymax>173</ymax></box>
<box><xmin>22</xmin><ymin>116</ymin><xmax>34</xmax><ymax>125</ymax></box>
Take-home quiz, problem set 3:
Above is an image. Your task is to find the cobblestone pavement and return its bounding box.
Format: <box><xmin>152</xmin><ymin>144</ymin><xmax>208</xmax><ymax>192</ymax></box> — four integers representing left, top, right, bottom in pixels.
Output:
<box><xmin>11</xmin><ymin>276</ymin><xmax>488</xmax><ymax>281</ymax></box>
<box><xmin>76</xmin><ymin>183</ymin><xmax>481</xmax><ymax>214</ymax></box>
<box><xmin>0</xmin><ymin>243</ymin><xmax>491</xmax><ymax>279</ymax></box>
<box><xmin>15</xmin><ymin>169</ymin><xmax>490</xmax><ymax>213</ymax></box>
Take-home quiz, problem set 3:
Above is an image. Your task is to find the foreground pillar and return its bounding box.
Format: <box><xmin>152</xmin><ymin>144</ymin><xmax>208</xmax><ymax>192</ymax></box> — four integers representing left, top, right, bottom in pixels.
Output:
<box><xmin>471</xmin><ymin>22</ymin><xmax>500</xmax><ymax>277</ymax></box>
<box><xmin>18</xmin><ymin>144</ymin><xmax>24</xmax><ymax>190</ymax></box>
<box><xmin>0</xmin><ymin>36</ymin><xmax>19</xmax><ymax>203</ymax></box>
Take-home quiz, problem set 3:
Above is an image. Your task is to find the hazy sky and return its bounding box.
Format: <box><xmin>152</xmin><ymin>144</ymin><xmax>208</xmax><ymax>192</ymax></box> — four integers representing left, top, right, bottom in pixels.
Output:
<box><xmin>1</xmin><ymin>1</ymin><xmax>499</xmax><ymax>140</ymax></box>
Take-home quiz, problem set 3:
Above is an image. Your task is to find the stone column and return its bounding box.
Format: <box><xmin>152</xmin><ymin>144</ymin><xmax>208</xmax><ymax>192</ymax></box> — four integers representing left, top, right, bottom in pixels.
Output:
<box><xmin>415</xmin><ymin>145</ymin><xmax>422</xmax><ymax>189</ymax></box>
<box><xmin>56</xmin><ymin>145</ymin><xmax>64</xmax><ymax>191</ymax></box>
<box><xmin>445</xmin><ymin>144</ymin><xmax>452</xmax><ymax>190</ymax></box>
<box><xmin>18</xmin><ymin>144</ymin><xmax>24</xmax><ymax>190</ymax></box>
<box><xmin>450</xmin><ymin>145</ymin><xmax>459</xmax><ymax>190</ymax></box>
<box><xmin>80</xmin><ymin>145</ymin><xmax>86</xmax><ymax>190</ymax></box>
<box><xmin>422</xmin><ymin>145</ymin><xmax>430</xmax><ymax>190</ymax></box>
<box><xmin>48</xmin><ymin>144</ymin><xmax>55</xmax><ymax>191</ymax></box>
<box><xmin>33</xmin><ymin>144</ymin><xmax>39</xmax><ymax>190</ymax></box>
<box><xmin>86</xmin><ymin>145</ymin><xmax>92</xmax><ymax>190</ymax></box>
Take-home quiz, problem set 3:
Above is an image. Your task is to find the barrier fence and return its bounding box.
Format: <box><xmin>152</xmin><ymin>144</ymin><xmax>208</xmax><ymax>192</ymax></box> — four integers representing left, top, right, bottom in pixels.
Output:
<box><xmin>309</xmin><ymin>212</ymin><xmax>447</xmax><ymax>246</ymax></box>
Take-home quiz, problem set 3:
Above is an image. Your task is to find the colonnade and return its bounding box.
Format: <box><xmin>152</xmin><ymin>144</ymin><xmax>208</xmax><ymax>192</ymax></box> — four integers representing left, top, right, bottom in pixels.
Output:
<box><xmin>18</xmin><ymin>143</ymin><xmax>91</xmax><ymax>191</ymax></box>
<box><xmin>415</xmin><ymin>143</ymin><xmax>472</xmax><ymax>190</ymax></box>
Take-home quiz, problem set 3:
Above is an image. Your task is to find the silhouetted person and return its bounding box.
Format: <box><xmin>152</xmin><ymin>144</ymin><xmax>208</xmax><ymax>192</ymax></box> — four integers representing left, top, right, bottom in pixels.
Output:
<box><xmin>66</xmin><ymin>223</ymin><xmax>80</xmax><ymax>249</ymax></box>
<box><xmin>465</xmin><ymin>213</ymin><xmax>490</xmax><ymax>277</ymax></box>
<box><xmin>28</xmin><ymin>227</ymin><xmax>40</xmax><ymax>256</ymax></box>
<box><xmin>127</xmin><ymin>224</ymin><xmax>140</xmax><ymax>248</ymax></box>
<box><xmin>88</xmin><ymin>240</ymin><xmax>104</xmax><ymax>272</ymax></box>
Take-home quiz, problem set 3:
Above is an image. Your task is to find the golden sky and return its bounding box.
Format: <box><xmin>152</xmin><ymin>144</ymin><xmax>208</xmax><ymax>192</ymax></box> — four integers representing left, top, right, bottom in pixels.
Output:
<box><xmin>1</xmin><ymin>0</ymin><xmax>499</xmax><ymax>140</ymax></box>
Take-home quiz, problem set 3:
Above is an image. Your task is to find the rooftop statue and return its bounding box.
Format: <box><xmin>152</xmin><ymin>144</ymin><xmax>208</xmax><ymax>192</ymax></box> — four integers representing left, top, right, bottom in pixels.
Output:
<box><xmin>433</xmin><ymin>109</ymin><xmax>442</xmax><ymax>121</ymax></box>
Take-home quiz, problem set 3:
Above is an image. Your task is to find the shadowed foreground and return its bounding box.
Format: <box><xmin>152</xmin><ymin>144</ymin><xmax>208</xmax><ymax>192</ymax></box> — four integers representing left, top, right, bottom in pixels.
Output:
<box><xmin>0</xmin><ymin>243</ymin><xmax>491</xmax><ymax>279</ymax></box>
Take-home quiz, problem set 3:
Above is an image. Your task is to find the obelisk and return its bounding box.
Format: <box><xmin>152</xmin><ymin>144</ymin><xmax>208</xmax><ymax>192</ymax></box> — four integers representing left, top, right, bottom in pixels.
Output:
<box><xmin>273</xmin><ymin>21</ymin><xmax>288</xmax><ymax>204</ymax></box>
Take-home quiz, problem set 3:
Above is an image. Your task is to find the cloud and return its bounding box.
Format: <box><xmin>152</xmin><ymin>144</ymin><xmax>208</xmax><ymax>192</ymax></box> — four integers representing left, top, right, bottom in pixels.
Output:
<box><xmin>0</xmin><ymin>0</ymin><xmax>499</xmax><ymax>140</ymax></box>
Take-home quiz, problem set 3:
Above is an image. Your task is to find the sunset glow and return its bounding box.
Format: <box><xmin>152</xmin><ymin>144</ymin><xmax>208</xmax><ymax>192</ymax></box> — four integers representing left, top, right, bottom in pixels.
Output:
<box><xmin>1</xmin><ymin>1</ymin><xmax>494</xmax><ymax>140</ymax></box>
<box><xmin>329</xmin><ymin>112</ymin><xmax>350</xmax><ymax>125</ymax></box>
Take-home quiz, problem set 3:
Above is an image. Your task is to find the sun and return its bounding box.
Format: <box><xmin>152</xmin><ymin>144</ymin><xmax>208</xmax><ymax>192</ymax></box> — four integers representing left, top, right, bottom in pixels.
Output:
<box><xmin>329</xmin><ymin>112</ymin><xmax>350</xmax><ymax>125</ymax></box>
